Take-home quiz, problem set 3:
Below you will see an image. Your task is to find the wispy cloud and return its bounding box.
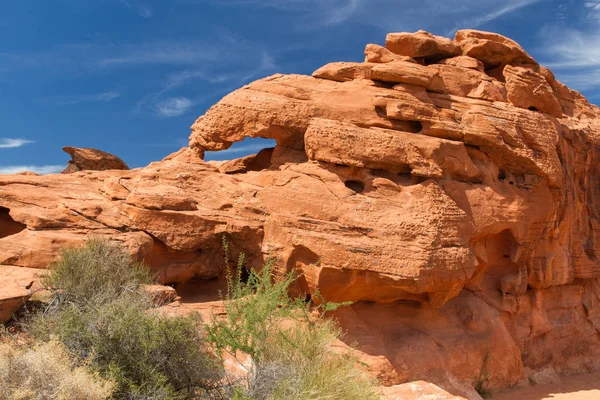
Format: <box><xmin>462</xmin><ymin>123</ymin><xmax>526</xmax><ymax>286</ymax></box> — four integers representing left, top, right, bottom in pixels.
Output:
<box><xmin>0</xmin><ymin>41</ymin><xmax>221</xmax><ymax>74</ymax></box>
<box><xmin>193</xmin><ymin>0</ymin><xmax>547</xmax><ymax>30</ymax></box>
<box><xmin>133</xmin><ymin>39</ymin><xmax>278</xmax><ymax>118</ymax></box>
<box><xmin>119</xmin><ymin>0</ymin><xmax>152</xmax><ymax>18</ymax></box>
<box><xmin>154</xmin><ymin>97</ymin><xmax>194</xmax><ymax>117</ymax></box>
<box><xmin>55</xmin><ymin>90</ymin><xmax>124</xmax><ymax>105</ymax></box>
<box><xmin>0</xmin><ymin>138</ymin><xmax>34</xmax><ymax>149</ymax></box>
<box><xmin>447</xmin><ymin>0</ymin><xmax>543</xmax><ymax>35</ymax></box>
<box><xmin>183</xmin><ymin>0</ymin><xmax>361</xmax><ymax>26</ymax></box>
<box><xmin>0</xmin><ymin>165</ymin><xmax>63</xmax><ymax>174</ymax></box>
<box><xmin>96</xmin><ymin>43</ymin><xmax>219</xmax><ymax>68</ymax></box>
<box><xmin>586</xmin><ymin>1</ymin><xmax>600</xmax><ymax>19</ymax></box>
<box><xmin>541</xmin><ymin>28</ymin><xmax>600</xmax><ymax>69</ymax></box>
<box><xmin>538</xmin><ymin>24</ymin><xmax>600</xmax><ymax>94</ymax></box>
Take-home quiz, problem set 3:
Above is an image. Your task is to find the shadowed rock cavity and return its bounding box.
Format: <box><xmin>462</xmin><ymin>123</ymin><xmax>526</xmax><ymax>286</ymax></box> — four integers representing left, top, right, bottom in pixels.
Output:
<box><xmin>0</xmin><ymin>208</ymin><xmax>26</xmax><ymax>239</ymax></box>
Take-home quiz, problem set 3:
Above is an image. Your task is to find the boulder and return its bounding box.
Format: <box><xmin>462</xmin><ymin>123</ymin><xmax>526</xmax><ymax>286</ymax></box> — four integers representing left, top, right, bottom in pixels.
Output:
<box><xmin>0</xmin><ymin>266</ymin><xmax>44</xmax><ymax>323</ymax></box>
<box><xmin>454</xmin><ymin>29</ymin><xmax>536</xmax><ymax>68</ymax></box>
<box><xmin>62</xmin><ymin>146</ymin><xmax>129</xmax><ymax>173</ymax></box>
<box><xmin>386</xmin><ymin>30</ymin><xmax>459</xmax><ymax>60</ymax></box>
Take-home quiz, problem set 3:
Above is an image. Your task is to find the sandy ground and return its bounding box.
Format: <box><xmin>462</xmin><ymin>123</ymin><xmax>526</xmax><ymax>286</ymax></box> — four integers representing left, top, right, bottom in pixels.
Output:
<box><xmin>493</xmin><ymin>372</ymin><xmax>600</xmax><ymax>400</ymax></box>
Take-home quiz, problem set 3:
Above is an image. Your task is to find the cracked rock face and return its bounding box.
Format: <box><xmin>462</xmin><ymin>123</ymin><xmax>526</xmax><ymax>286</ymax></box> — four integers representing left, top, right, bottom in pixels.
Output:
<box><xmin>2</xmin><ymin>29</ymin><xmax>600</xmax><ymax>393</ymax></box>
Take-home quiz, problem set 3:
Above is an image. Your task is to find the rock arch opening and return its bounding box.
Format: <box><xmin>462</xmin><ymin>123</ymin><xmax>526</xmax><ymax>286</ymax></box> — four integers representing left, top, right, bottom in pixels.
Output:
<box><xmin>0</xmin><ymin>207</ymin><xmax>26</xmax><ymax>239</ymax></box>
<box><xmin>205</xmin><ymin>137</ymin><xmax>276</xmax><ymax>174</ymax></box>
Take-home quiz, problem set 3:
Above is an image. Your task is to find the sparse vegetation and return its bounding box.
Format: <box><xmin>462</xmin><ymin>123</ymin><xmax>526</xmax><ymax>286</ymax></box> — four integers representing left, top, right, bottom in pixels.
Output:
<box><xmin>0</xmin><ymin>340</ymin><xmax>114</xmax><ymax>400</ymax></box>
<box><xmin>7</xmin><ymin>239</ymin><xmax>380</xmax><ymax>399</ymax></box>
<box><xmin>30</xmin><ymin>240</ymin><xmax>223</xmax><ymax>400</ymax></box>
<box><xmin>206</xmin><ymin>242</ymin><xmax>381</xmax><ymax>400</ymax></box>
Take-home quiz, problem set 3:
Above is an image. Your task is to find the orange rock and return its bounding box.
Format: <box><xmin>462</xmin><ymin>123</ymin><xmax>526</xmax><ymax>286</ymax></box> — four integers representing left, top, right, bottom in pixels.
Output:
<box><xmin>386</xmin><ymin>30</ymin><xmax>459</xmax><ymax>60</ymax></box>
<box><xmin>370</xmin><ymin>61</ymin><xmax>445</xmax><ymax>91</ymax></box>
<box><xmin>144</xmin><ymin>284</ymin><xmax>180</xmax><ymax>305</ymax></box>
<box><xmin>503</xmin><ymin>65</ymin><xmax>563</xmax><ymax>117</ymax></box>
<box><xmin>364</xmin><ymin>43</ymin><xmax>417</xmax><ymax>64</ymax></box>
<box><xmin>438</xmin><ymin>55</ymin><xmax>485</xmax><ymax>72</ymax></box>
<box><xmin>0</xmin><ymin>265</ymin><xmax>45</xmax><ymax>323</ymax></box>
<box><xmin>454</xmin><ymin>29</ymin><xmax>536</xmax><ymax>68</ymax></box>
<box><xmin>313</xmin><ymin>62</ymin><xmax>375</xmax><ymax>82</ymax></box>
<box><xmin>3</xmin><ymin>29</ymin><xmax>600</xmax><ymax>396</ymax></box>
<box><xmin>62</xmin><ymin>146</ymin><xmax>129</xmax><ymax>173</ymax></box>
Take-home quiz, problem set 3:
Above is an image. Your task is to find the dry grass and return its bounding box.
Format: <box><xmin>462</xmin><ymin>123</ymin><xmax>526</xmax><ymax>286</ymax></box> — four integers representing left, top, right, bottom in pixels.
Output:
<box><xmin>0</xmin><ymin>340</ymin><xmax>114</xmax><ymax>400</ymax></box>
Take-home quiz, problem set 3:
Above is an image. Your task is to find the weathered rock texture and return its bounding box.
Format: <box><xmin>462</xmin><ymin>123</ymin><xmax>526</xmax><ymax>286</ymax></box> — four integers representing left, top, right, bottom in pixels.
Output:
<box><xmin>62</xmin><ymin>146</ymin><xmax>129</xmax><ymax>173</ymax></box>
<box><xmin>2</xmin><ymin>29</ymin><xmax>600</xmax><ymax>395</ymax></box>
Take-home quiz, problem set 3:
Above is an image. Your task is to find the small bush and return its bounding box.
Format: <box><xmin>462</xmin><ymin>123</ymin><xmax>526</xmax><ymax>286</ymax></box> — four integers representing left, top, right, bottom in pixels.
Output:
<box><xmin>0</xmin><ymin>340</ymin><xmax>114</xmax><ymax>400</ymax></box>
<box><xmin>31</xmin><ymin>240</ymin><xmax>224</xmax><ymax>400</ymax></box>
<box><xmin>42</xmin><ymin>239</ymin><xmax>153</xmax><ymax>308</ymax></box>
<box><xmin>206</xmin><ymin>246</ymin><xmax>381</xmax><ymax>400</ymax></box>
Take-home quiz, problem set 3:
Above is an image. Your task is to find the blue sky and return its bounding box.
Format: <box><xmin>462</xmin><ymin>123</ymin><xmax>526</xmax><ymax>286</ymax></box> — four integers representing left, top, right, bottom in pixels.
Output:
<box><xmin>0</xmin><ymin>0</ymin><xmax>598</xmax><ymax>173</ymax></box>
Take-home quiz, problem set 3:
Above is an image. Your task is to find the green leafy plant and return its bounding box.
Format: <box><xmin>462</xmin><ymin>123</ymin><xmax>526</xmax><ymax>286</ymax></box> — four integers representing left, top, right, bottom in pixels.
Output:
<box><xmin>205</xmin><ymin>239</ymin><xmax>380</xmax><ymax>400</ymax></box>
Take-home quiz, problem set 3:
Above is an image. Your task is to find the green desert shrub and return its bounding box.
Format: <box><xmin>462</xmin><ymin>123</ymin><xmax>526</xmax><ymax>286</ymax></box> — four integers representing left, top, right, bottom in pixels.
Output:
<box><xmin>206</xmin><ymin>248</ymin><xmax>381</xmax><ymax>400</ymax></box>
<box><xmin>42</xmin><ymin>239</ymin><xmax>153</xmax><ymax>308</ymax></box>
<box><xmin>0</xmin><ymin>340</ymin><xmax>114</xmax><ymax>400</ymax></box>
<box><xmin>31</xmin><ymin>240</ymin><xmax>223</xmax><ymax>400</ymax></box>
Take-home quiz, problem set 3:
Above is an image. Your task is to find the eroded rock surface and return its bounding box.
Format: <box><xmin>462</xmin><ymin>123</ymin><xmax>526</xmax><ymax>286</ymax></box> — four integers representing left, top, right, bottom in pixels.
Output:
<box><xmin>62</xmin><ymin>146</ymin><xmax>130</xmax><ymax>173</ymax></box>
<box><xmin>2</xmin><ymin>29</ymin><xmax>600</xmax><ymax>395</ymax></box>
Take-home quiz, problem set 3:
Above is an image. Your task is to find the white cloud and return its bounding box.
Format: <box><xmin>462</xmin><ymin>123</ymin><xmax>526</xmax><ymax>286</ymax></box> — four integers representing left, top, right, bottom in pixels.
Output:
<box><xmin>154</xmin><ymin>97</ymin><xmax>194</xmax><ymax>117</ymax></box>
<box><xmin>586</xmin><ymin>0</ymin><xmax>600</xmax><ymax>18</ymax></box>
<box><xmin>541</xmin><ymin>28</ymin><xmax>600</xmax><ymax>69</ymax></box>
<box><xmin>56</xmin><ymin>90</ymin><xmax>124</xmax><ymax>105</ymax></box>
<box><xmin>0</xmin><ymin>138</ymin><xmax>34</xmax><ymax>149</ymax></box>
<box><xmin>538</xmin><ymin>25</ymin><xmax>600</xmax><ymax>95</ymax></box>
<box><xmin>0</xmin><ymin>165</ymin><xmax>63</xmax><ymax>174</ymax></box>
<box><xmin>447</xmin><ymin>0</ymin><xmax>542</xmax><ymax>35</ymax></box>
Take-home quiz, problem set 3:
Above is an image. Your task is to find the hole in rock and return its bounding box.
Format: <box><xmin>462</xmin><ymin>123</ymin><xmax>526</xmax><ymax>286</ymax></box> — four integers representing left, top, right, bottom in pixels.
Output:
<box><xmin>480</xmin><ymin>230</ymin><xmax>520</xmax><ymax>293</ymax></box>
<box><xmin>204</xmin><ymin>137</ymin><xmax>277</xmax><ymax>173</ymax></box>
<box><xmin>371</xmin><ymin>80</ymin><xmax>397</xmax><ymax>89</ymax></box>
<box><xmin>373</xmin><ymin>107</ymin><xmax>424</xmax><ymax>134</ymax></box>
<box><xmin>345</xmin><ymin>180</ymin><xmax>365</xmax><ymax>193</ymax></box>
<box><xmin>498</xmin><ymin>171</ymin><xmax>507</xmax><ymax>181</ymax></box>
<box><xmin>0</xmin><ymin>207</ymin><xmax>26</xmax><ymax>239</ymax></box>
<box><xmin>528</xmin><ymin>106</ymin><xmax>539</xmax><ymax>112</ymax></box>
<box><xmin>484</xmin><ymin>65</ymin><xmax>506</xmax><ymax>82</ymax></box>
<box><xmin>406</xmin><ymin>121</ymin><xmax>423</xmax><ymax>133</ymax></box>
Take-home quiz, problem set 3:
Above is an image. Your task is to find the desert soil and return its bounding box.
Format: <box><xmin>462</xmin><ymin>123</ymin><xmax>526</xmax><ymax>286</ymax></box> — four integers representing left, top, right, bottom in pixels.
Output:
<box><xmin>493</xmin><ymin>372</ymin><xmax>600</xmax><ymax>399</ymax></box>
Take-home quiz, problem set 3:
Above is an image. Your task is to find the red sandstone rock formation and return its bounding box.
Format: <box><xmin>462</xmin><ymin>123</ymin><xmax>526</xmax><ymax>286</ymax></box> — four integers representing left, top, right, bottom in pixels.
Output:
<box><xmin>1</xmin><ymin>29</ymin><xmax>600</xmax><ymax>396</ymax></box>
<box><xmin>61</xmin><ymin>146</ymin><xmax>130</xmax><ymax>173</ymax></box>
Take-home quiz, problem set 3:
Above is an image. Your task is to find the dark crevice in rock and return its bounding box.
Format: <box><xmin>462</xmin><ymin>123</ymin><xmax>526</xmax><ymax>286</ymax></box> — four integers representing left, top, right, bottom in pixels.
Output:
<box><xmin>345</xmin><ymin>180</ymin><xmax>365</xmax><ymax>193</ymax></box>
<box><xmin>0</xmin><ymin>207</ymin><xmax>26</xmax><ymax>239</ymax></box>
